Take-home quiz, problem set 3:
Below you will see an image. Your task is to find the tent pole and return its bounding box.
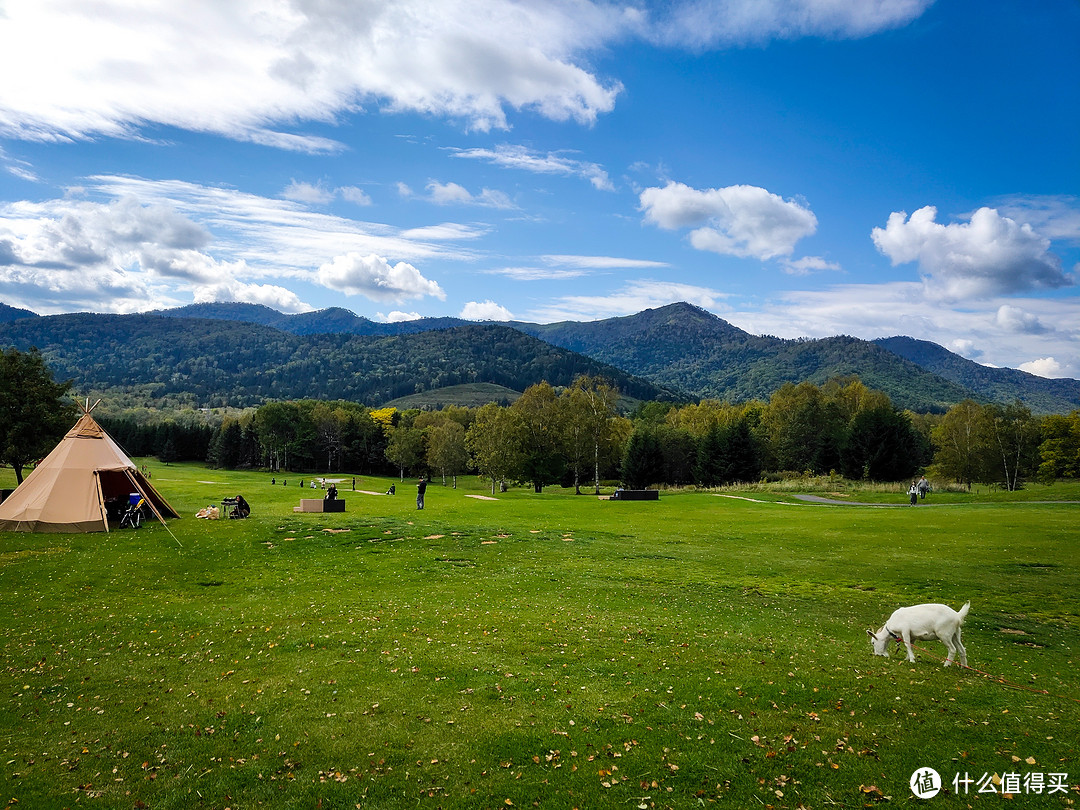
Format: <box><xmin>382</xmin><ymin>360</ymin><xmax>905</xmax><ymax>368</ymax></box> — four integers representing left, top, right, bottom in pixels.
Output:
<box><xmin>125</xmin><ymin>471</ymin><xmax>182</xmax><ymax>548</ymax></box>
<box><xmin>93</xmin><ymin>471</ymin><xmax>110</xmax><ymax>532</ymax></box>
<box><xmin>125</xmin><ymin>471</ymin><xmax>169</xmax><ymax>527</ymax></box>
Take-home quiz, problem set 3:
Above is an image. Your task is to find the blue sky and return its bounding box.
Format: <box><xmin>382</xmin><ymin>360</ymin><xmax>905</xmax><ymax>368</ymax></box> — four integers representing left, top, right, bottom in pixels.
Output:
<box><xmin>1</xmin><ymin>0</ymin><xmax>1078</xmax><ymax>378</ymax></box>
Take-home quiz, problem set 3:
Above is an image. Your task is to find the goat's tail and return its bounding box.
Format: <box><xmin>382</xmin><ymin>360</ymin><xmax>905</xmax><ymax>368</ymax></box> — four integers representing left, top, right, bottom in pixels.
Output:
<box><xmin>957</xmin><ymin>601</ymin><xmax>970</xmax><ymax>622</ymax></box>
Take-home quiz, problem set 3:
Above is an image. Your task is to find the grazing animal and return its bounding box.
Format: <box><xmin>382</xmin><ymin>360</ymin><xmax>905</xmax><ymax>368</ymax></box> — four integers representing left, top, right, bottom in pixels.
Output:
<box><xmin>867</xmin><ymin>602</ymin><xmax>969</xmax><ymax>666</ymax></box>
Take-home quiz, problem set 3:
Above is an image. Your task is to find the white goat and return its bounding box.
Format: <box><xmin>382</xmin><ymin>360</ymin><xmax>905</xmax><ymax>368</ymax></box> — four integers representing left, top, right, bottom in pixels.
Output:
<box><xmin>867</xmin><ymin>602</ymin><xmax>969</xmax><ymax>667</ymax></box>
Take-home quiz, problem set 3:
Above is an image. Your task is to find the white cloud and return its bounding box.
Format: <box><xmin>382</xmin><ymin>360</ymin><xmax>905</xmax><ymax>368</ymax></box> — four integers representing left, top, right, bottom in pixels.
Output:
<box><xmin>461</xmin><ymin>300</ymin><xmax>514</xmax><ymax>320</ymax></box>
<box><xmin>339</xmin><ymin>186</ymin><xmax>373</xmax><ymax>206</ymax></box>
<box><xmin>0</xmin><ymin>176</ymin><xmax>480</xmax><ymax>313</ymax></box>
<box><xmin>0</xmin><ymin>1</ymin><xmax>935</xmax><ymax>150</ymax></box>
<box><xmin>451</xmin><ymin>144</ymin><xmax>614</xmax><ymax>190</ymax></box>
<box><xmin>948</xmin><ymin>338</ymin><xmax>981</xmax><ymax>359</ymax></box>
<box><xmin>427</xmin><ymin>182</ymin><xmax>473</xmax><ymax>205</ymax></box>
<box><xmin>284</xmin><ymin>181</ymin><xmax>375</xmax><ymax>207</ymax></box>
<box><xmin>425</xmin><ymin>181</ymin><xmax>515</xmax><ymax>209</ymax></box>
<box><xmin>317</xmin><ymin>252</ymin><xmax>445</xmax><ymax>303</ymax></box>
<box><xmin>0</xmin><ymin>0</ymin><xmax>623</xmax><ymax>147</ymax></box>
<box><xmin>282</xmin><ymin>180</ymin><xmax>334</xmax><ymax>206</ymax></box>
<box><xmin>192</xmin><ymin>279</ymin><xmax>312</xmax><ymax>313</ymax></box>
<box><xmin>871</xmin><ymin>206</ymin><xmax>1072</xmax><ymax>301</ymax></box>
<box><xmin>86</xmin><ymin>175</ymin><xmax>479</xmax><ymax>267</ymax></box>
<box><xmin>995</xmin><ymin>304</ymin><xmax>1048</xmax><ymax>335</ymax></box>
<box><xmin>379</xmin><ymin>310</ymin><xmax>423</xmax><ymax>322</ymax></box>
<box><xmin>780</xmin><ymin>255</ymin><xmax>841</xmax><ymax>275</ymax></box>
<box><xmin>0</xmin><ymin>194</ymin><xmax>216</xmax><ymax>311</ymax></box>
<box><xmin>527</xmin><ymin>279</ymin><xmax>727</xmax><ymax>322</ymax></box>
<box><xmin>640</xmin><ymin>181</ymin><xmax>817</xmax><ymax>260</ymax></box>
<box><xmin>1018</xmin><ymin>357</ymin><xmax>1065</xmax><ymax>378</ymax></box>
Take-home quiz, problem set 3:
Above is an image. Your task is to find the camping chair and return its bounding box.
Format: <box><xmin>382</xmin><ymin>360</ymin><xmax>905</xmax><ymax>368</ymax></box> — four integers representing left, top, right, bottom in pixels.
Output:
<box><xmin>119</xmin><ymin>496</ymin><xmax>146</xmax><ymax>529</ymax></box>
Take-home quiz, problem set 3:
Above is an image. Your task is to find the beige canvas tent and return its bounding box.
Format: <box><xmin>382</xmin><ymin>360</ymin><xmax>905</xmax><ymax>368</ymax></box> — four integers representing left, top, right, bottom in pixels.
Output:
<box><xmin>0</xmin><ymin>404</ymin><xmax>179</xmax><ymax>532</ymax></box>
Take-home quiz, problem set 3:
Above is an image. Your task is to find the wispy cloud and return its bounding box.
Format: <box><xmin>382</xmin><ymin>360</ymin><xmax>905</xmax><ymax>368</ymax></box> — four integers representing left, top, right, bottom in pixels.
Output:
<box><xmin>488</xmin><ymin>266</ymin><xmax>588</xmax><ymax>281</ymax></box>
<box><xmin>993</xmin><ymin>195</ymin><xmax>1080</xmax><ymax>243</ymax></box>
<box><xmin>399</xmin><ymin>223</ymin><xmax>489</xmax><ymax>241</ymax></box>
<box><xmin>282</xmin><ymin>180</ymin><xmax>335</xmax><ymax>206</ymax></box>
<box><xmin>780</xmin><ymin>255</ymin><xmax>841</xmax><ymax>275</ymax></box>
<box><xmin>638</xmin><ymin>0</ymin><xmax>934</xmax><ymax>48</ymax></box>
<box><xmin>424</xmin><ymin>181</ymin><xmax>516</xmax><ymax>209</ymax></box>
<box><xmin>0</xmin><ymin>0</ymin><xmax>623</xmax><ymax>147</ymax></box>
<box><xmin>450</xmin><ymin>144</ymin><xmax>614</xmax><ymax>190</ymax></box>
<box><xmin>282</xmin><ymin>180</ymin><xmax>373</xmax><ymax>207</ymax></box>
<box><xmin>541</xmin><ymin>254</ymin><xmax>671</xmax><ymax>270</ymax></box>
<box><xmin>0</xmin><ymin>176</ymin><xmax>466</xmax><ymax>313</ymax></box>
<box><xmin>488</xmin><ymin>254</ymin><xmax>671</xmax><ymax>281</ymax></box>
<box><xmin>0</xmin><ymin>146</ymin><xmax>40</xmax><ymax>182</ymax></box>
<box><xmin>0</xmin><ymin>1</ymin><xmax>935</xmax><ymax>151</ymax></box>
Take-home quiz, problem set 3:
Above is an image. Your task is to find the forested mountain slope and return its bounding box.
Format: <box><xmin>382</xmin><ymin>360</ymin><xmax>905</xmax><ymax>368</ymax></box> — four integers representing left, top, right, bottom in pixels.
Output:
<box><xmin>874</xmin><ymin>336</ymin><xmax>1080</xmax><ymax>414</ymax></box>
<box><xmin>512</xmin><ymin>303</ymin><xmax>977</xmax><ymax>412</ymax></box>
<box><xmin>4</xmin><ymin>300</ymin><xmax>1078</xmax><ymax>413</ymax></box>
<box><xmin>0</xmin><ymin>302</ymin><xmax>37</xmax><ymax>323</ymax></box>
<box><xmin>0</xmin><ymin>313</ymin><xmax>675</xmax><ymax>408</ymax></box>
<box><xmin>156</xmin><ymin>303</ymin><xmax>469</xmax><ymax>336</ymax></box>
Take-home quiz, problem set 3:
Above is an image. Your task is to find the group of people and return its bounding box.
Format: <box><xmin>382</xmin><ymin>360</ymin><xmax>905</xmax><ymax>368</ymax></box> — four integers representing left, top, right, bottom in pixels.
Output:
<box><xmin>266</xmin><ymin>473</ymin><xmax>430</xmax><ymax>510</ymax></box>
<box><xmin>908</xmin><ymin>475</ymin><xmax>930</xmax><ymax>505</ymax></box>
<box><xmin>270</xmin><ymin>477</ymin><xmax>357</xmax><ymax>490</ymax></box>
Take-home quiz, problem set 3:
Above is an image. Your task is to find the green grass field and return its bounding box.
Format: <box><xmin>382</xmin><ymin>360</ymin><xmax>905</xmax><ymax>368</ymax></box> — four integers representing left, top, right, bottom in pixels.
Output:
<box><xmin>1</xmin><ymin>464</ymin><xmax>1077</xmax><ymax>809</ymax></box>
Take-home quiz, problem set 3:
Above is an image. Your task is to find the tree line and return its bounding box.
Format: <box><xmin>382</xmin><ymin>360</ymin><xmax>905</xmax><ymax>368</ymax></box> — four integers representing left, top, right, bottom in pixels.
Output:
<box><xmin>3</xmin><ymin>345</ymin><xmax>1078</xmax><ymax>492</ymax></box>
<box><xmin>113</xmin><ymin>379</ymin><xmax>1080</xmax><ymax>493</ymax></box>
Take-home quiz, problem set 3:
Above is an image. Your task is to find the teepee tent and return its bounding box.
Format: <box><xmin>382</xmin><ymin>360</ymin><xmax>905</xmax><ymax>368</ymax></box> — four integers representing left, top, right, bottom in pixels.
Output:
<box><xmin>0</xmin><ymin>402</ymin><xmax>179</xmax><ymax>532</ymax></box>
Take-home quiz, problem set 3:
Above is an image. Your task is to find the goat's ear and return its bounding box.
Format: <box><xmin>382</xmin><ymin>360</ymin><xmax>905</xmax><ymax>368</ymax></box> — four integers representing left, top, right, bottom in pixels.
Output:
<box><xmin>866</xmin><ymin>629</ymin><xmax>875</xmax><ymax>638</ymax></box>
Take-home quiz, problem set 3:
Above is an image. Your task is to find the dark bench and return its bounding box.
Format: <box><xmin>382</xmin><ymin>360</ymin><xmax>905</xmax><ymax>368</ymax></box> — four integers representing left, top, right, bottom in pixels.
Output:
<box><xmin>610</xmin><ymin>489</ymin><xmax>658</xmax><ymax>501</ymax></box>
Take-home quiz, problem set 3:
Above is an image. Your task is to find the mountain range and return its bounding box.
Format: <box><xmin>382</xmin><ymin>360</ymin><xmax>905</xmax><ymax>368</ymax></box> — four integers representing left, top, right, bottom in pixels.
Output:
<box><xmin>1</xmin><ymin>300</ymin><xmax>1077</xmax><ymax>414</ymax></box>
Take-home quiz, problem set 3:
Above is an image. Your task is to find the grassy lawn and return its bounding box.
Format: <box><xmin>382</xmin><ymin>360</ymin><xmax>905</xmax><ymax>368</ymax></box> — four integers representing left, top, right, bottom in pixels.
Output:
<box><xmin>1</xmin><ymin>464</ymin><xmax>1077</xmax><ymax>808</ymax></box>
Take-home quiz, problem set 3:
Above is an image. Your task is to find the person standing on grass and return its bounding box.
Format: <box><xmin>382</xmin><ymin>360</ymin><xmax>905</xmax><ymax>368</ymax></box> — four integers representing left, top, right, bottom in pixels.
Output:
<box><xmin>908</xmin><ymin>481</ymin><xmax>918</xmax><ymax>506</ymax></box>
<box><xmin>917</xmin><ymin>475</ymin><xmax>929</xmax><ymax>499</ymax></box>
<box><xmin>417</xmin><ymin>476</ymin><xmax>427</xmax><ymax>510</ymax></box>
